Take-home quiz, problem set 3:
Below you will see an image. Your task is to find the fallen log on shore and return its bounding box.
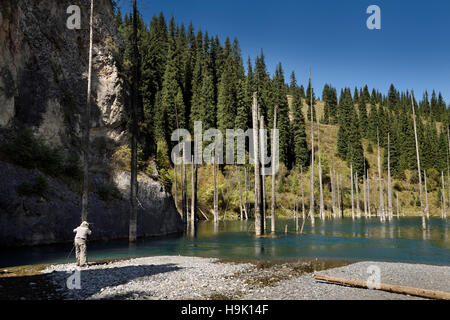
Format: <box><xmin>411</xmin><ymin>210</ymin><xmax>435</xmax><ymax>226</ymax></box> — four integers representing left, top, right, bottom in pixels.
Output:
<box><xmin>314</xmin><ymin>274</ymin><xmax>450</xmax><ymax>300</ymax></box>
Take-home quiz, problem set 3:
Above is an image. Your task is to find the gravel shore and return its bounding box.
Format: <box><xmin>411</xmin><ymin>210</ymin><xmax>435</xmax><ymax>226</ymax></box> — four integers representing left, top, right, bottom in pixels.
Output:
<box><xmin>42</xmin><ymin>256</ymin><xmax>450</xmax><ymax>300</ymax></box>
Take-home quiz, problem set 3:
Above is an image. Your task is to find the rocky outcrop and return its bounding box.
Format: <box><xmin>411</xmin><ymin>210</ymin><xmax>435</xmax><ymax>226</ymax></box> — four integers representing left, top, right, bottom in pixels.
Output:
<box><xmin>0</xmin><ymin>0</ymin><xmax>183</xmax><ymax>246</ymax></box>
<box><xmin>0</xmin><ymin>161</ymin><xmax>182</xmax><ymax>246</ymax></box>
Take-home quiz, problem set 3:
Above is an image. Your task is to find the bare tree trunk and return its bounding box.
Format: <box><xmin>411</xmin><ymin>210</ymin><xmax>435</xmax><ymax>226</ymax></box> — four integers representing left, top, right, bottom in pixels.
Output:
<box><xmin>411</xmin><ymin>90</ymin><xmax>426</xmax><ymax>230</ymax></box>
<box><xmin>260</xmin><ymin>116</ymin><xmax>266</xmax><ymax>232</ymax></box>
<box><xmin>271</xmin><ymin>106</ymin><xmax>277</xmax><ymax>233</ymax></box>
<box><xmin>295</xmin><ymin>173</ymin><xmax>299</xmax><ymax>232</ymax></box>
<box><xmin>442</xmin><ymin>171</ymin><xmax>447</xmax><ymax>219</ymax></box>
<box><xmin>387</xmin><ymin>133</ymin><xmax>393</xmax><ymax>221</ymax></box>
<box><xmin>244</xmin><ymin>167</ymin><xmax>249</xmax><ymax>220</ymax></box>
<box><xmin>424</xmin><ymin>170</ymin><xmax>429</xmax><ymax>219</ymax></box>
<box><xmin>182</xmin><ymin>158</ymin><xmax>188</xmax><ymax>224</ymax></box>
<box><xmin>351</xmin><ymin>164</ymin><xmax>355</xmax><ymax>220</ymax></box>
<box><xmin>367</xmin><ymin>170</ymin><xmax>371</xmax><ymax>218</ymax></box>
<box><xmin>252</xmin><ymin>92</ymin><xmax>264</xmax><ymax>236</ymax></box>
<box><xmin>301</xmin><ymin>166</ymin><xmax>306</xmax><ymax>221</ymax></box>
<box><xmin>447</xmin><ymin>128</ymin><xmax>450</xmax><ymax>214</ymax></box>
<box><xmin>238</xmin><ymin>166</ymin><xmax>244</xmax><ymax>221</ymax></box>
<box><xmin>356</xmin><ymin>172</ymin><xmax>361</xmax><ymax>218</ymax></box>
<box><xmin>316</xmin><ymin>116</ymin><xmax>324</xmax><ymax>220</ymax></box>
<box><xmin>213</xmin><ymin>156</ymin><xmax>218</xmax><ymax>223</ymax></box>
<box><xmin>129</xmin><ymin>0</ymin><xmax>139</xmax><ymax>242</ymax></box>
<box><xmin>340</xmin><ymin>175</ymin><xmax>343</xmax><ymax>218</ymax></box>
<box><xmin>191</xmin><ymin>156</ymin><xmax>197</xmax><ymax>223</ymax></box>
<box><xmin>81</xmin><ymin>0</ymin><xmax>94</xmax><ymax>223</ymax></box>
<box><xmin>363</xmin><ymin>170</ymin><xmax>367</xmax><ymax>218</ymax></box>
<box><xmin>396</xmin><ymin>192</ymin><xmax>400</xmax><ymax>218</ymax></box>
<box><xmin>337</xmin><ymin>173</ymin><xmax>341</xmax><ymax>217</ymax></box>
<box><xmin>377</xmin><ymin>129</ymin><xmax>385</xmax><ymax>222</ymax></box>
<box><xmin>309</xmin><ymin>69</ymin><xmax>315</xmax><ymax>226</ymax></box>
<box><xmin>174</xmin><ymin>163</ymin><xmax>178</xmax><ymax>211</ymax></box>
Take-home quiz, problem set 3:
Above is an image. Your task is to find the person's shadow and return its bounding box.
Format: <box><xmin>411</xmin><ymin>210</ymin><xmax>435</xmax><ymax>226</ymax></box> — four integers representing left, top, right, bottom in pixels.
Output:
<box><xmin>0</xmin><ymin>263</ymin><xmax>182</xmax><ymax>300</ymax></box>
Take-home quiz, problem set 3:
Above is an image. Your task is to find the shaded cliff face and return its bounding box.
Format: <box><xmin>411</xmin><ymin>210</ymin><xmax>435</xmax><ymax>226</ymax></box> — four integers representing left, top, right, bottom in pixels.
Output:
<box><xmin>0</xmin><ymin>0</ymin><xmax>126</xmax><ymax>166</ymax></box>
<box><xmin>0</xmin><ymin>0</ymin><xmax>183</xmax><ymax>246</ymax></box>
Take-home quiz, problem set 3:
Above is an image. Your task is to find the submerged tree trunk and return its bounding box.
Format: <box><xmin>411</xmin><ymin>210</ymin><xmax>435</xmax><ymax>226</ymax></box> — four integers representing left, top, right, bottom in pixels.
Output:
<box><xmin>411</xmin><ymin>90</ymin><xmax>426</xmax><ymax>230</ymax></box>
<box><xmin>356</xmin><ymin>172</ymin><xmax>361</xmax><ymax>218</ymax></box>
<box><xmin>442</xmin><ymin>171</ymin><xmax>447</xmax><ymax>219</ymax></box>
<box><xmin>182</xmin><ymin>158</ymin><xmax>188</xmax><ymax>224</ymax></box>
<box><xmin>301</xmin><ymin>166</ymin><xmax>306</xmax><ymax>221</ymax></box>
<box><xmin>129</xmin><ymin>0</ymin><xmax>139</xmax><ymax>242</ymax></box>
<box><xmin>363</xmin><ymin>169</ymin><xmax>367</xmax><ymax>218</ymax></box>
<box><xmin>351</xmin><ymin>164</ymin><xmax>354</xmax><ymax>220</ymax></box>
<box><xmin>424</xmin><ymin>170</ymin><xmax>429</xmax><ymax>219</ymax></box>
<box><xmin>316</xmin><ymin>116</ymin><xmax>324</xmax><ymax>220</ymax></box>
<box><xmin>252</xmin><ymin>92</ymin><xmax>264</xmax><ymax>236</ymax></box>
<box><xmin>174</xmin><ymin>163</ymin><xmax>178</xmax><ymax>211</ymax></box>
<box><xmin>377</xmin><ymin>129</ymin><xmax>385</xmax><ymax>222</ymax></box>
<box><xmin>337</xmin><ymin>174</ymin><xmax>341</xmax><ymax>217</ymax></box>
<box><xmin>238</xmin><ymin>166</ymin><xmax>244</xmax><ymax>221</ymax></box>
<box><xmin>367</xmin><ymin>170</ymin><xmax>371</xmax><ymax>218</ymax></box>
<box><xmin>309</xmin><ymin>69</ymin><xmax>315</xmax><ymax>226</ymax></box>
<box><xmin>191</xmin><ymin>156</ymin><xmax>197</xmax><ymax>223</ymax></box>
<box><xmin>387</xmin><ymin>133</ymin><xmax>393</xmax><ymax>221</ymax></box>
<box><xmin>271</xmin><ymin>106</ymin><xmax>277</xmax><ymax>233</ymax></box>
<box><xmin>244</xmin><ymin>167</ymin><xmax>249</xmax><ymax>220</ymax></box>
<box><xmin>213</xmin><ymin>155</ymin><xmax>218</xmax><ymax>223</ymax></box>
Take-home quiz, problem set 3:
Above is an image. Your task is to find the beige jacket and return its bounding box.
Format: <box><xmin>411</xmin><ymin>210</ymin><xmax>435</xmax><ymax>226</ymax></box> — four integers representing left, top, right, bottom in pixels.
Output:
<box><xmin>73</xmin><ymin>226</ymin><xmax>92</xmax><ymax>241</ymax></box>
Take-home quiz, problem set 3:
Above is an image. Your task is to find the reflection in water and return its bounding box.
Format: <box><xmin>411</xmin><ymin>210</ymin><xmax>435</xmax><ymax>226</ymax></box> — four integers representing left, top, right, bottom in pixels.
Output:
<box><xmin>0</xmin><ymin>218</ymin><xmax>448</xmax><ymax>268</ymax></box>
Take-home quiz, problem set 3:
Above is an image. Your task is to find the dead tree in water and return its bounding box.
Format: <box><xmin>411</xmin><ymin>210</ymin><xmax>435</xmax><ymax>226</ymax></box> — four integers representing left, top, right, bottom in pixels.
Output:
<box><xmin>355</xmin><ymin>172</ymin><xmax>360</xmax><ymax>218</ymax></box>
<box><xmin>387</xmin><ymin>133</ymin><xmax>393</xmax><ymax>221</ymax></box>
<box><xmin>377</xmin><ymin>129</ymin><xmax>385</xmax><ymax>222</ymax></box>
<box><xmin>336</xmin><ymin>174</ymin><xmax>341</xmax><ymax>217</ymax></box>
<box><xmin>363</xmin><ymin>164</ymin><xmax>367</xmax><ymax>218</ymax></box>
<box><xmin>260</xmin><ymin>116</ymin><xmax>267</xmax><ymax>231</ymax></box>
<box><xmin>129</xmin><ymin>0</ymin><xmax>140</xmax><ymax>242</ymax></box>
<box><xmin>317</xmin><ymin>116</ymin><xmax>325</xmax><ymax>220</ymax></box>
<box><xmin>424</xmin><ymin>170</ymin><xmax>429</xmax><ymax>219</ymax></box>
<box><xmin>442</xmin><ymin>171</ymin><xmax>447</xmax><ymax>219</ymax></box>
<box><xmin>411</xmin><ymin>90</ymin><xmax>426</xmax><ymax>230</ymax></box>
<box><xmin>238</xmin><ymin>166</ymin><xmax>244</xmax><ymax>221</ymax></box>
<box><xmin>81</xmin><ymin>0</ymin><xmax>94</xmax><ymax>223</ymax></box>
<box><xmin>309</xmin><ymin>69</ymin><xmax>315</xmax><ymax>225</ymax></box>
<box><xmin>213</xmin><ymin>154</ymin><xmax>218</xmax><ymax>223</ymax></box>
<box><xmin>252</xmin><ymin>92</ymin><xmax>264</xmax><ymax>236</ymax></box>
<box><xmin>351</xmin><ymin>164</ymin><xmax>355</xmax><ymax>220</ymax></box>
<box><xmin>271</xmin><ymin>106</ymin><xmax>277</xmax><ymax>233</ymax></box>
<box><xmin>244</xmin><ymin>167</ymin><xmax>249</xmax><ymax>220</ymax></box>
<box><xmin>396</xmin><ymin>192</ymin><xmax>400</xmax><ymax>218</ymax></box>
<box><xmin>174</xmin><ymin>163</ymin><xmax>178</xmax><ymax>210</ymax></box>
<box><xmin>301</xmin><ymin>166</ymin><xmax>306</xmax><ymax>221</ymax></box>
<box><xmin>191</xmin><ymin>156</ymin><xmax>197</xmax><ymax>223</ymax></box>
<box><xmin>367</xmin><ymin>170</ymin><xmax>371</xmax><ymax>218</ymax></box>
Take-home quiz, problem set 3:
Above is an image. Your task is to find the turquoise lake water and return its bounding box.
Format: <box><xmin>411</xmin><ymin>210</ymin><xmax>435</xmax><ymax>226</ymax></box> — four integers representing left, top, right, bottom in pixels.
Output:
<box><xmin>0</xmin><ymin>218</ymin><xmax>448</xmax><ymax>267</ymax></box>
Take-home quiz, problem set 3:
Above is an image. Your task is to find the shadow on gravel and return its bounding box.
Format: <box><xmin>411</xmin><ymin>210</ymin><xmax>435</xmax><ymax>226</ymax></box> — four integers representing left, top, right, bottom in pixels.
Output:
<box><xmin>0</xmin><ymin>263</ymin><xmax>182</xmax><ymax>300</ymax></box>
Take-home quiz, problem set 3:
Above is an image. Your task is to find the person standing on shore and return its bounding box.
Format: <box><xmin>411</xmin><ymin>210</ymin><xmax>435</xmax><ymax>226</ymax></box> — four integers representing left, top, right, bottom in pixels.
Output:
<box><xmin>73</xmin><ymin>221</ymin><xmax>92</xmax><ymax>267</ymax></box>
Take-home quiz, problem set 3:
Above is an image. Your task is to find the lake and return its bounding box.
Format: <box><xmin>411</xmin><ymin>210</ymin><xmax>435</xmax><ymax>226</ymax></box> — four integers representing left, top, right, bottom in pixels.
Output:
<box><xmin>0</xmin><ymin>217</ymin><xmax>448</xmax><ymax>267</ymax></box>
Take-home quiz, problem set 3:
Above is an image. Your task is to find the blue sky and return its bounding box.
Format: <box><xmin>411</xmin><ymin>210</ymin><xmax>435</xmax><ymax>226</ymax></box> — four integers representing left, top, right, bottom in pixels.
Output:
<box><xmin>117</xmin><ymin>0</ymin><xmax>450</xmax><ymax>102</ymax></box>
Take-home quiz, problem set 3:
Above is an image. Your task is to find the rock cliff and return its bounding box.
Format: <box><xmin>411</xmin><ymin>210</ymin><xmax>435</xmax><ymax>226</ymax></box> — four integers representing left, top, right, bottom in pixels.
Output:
<box><xmin>0</xmin><ymin>0</ymin><xmax>183</xmax><ymax>246</ymax></box>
